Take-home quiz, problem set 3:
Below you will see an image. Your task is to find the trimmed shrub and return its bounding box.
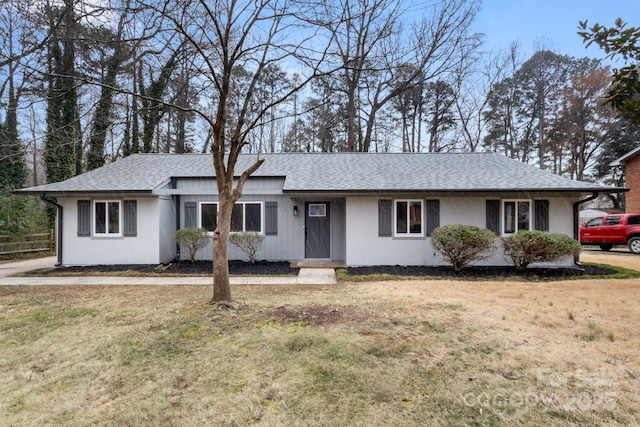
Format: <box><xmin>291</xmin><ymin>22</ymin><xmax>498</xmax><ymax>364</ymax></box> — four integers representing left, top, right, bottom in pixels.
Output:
<box><xmin>503</xmin><ymin>230</ymin><xmax>580</xmax><ymax>270</ymax></box>
<box><xmin>176</xmin><ymin>227</ymin><xmax>210</xmax><ymax>263</ymax></box>
<box><xmin>431</xmin><ymin>224</ymin><xmax>498</xmax><ymax>271</ymax></box>
<box><xmin>229</xmin><ymin>232</ymin><xmax>265</xmax><ymax>264</ymax></box>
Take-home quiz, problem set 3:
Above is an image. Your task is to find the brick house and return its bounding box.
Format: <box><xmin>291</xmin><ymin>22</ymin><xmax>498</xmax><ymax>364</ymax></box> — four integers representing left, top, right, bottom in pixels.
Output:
<box><xmin>612</xmin><ymin>146</ymin><xmax>640</xmax><ymax>213</ymax></box>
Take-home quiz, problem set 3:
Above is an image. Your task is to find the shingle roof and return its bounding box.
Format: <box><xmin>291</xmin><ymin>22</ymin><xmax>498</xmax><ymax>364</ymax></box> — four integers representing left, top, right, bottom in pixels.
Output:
<box><xmin>16</xmin><ymin>152</ymin><xmax>621</xmax><ymax>195</ymax></box>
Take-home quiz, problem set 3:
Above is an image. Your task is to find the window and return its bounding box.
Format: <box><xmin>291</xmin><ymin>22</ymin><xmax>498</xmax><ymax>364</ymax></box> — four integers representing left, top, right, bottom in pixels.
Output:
<box><xmin>395</xmin><ymin>200</ymin><xmax>423</xmax><ymax>236</ymax></box>
<box><xmin>200</xmin><ymin>202</ymin><xmax>263</xmax><ymax>233</ymax></box>
<box><xmin>628</xmin><ymin>216</ymin><xmax>640</xmax><ymax>225</ymax></box>
<box><xmin>94</xmin><ymin>201</ymin><xmax>121</xmax><ymax>236</ymax></box>
<box><xmin>585</xmin><ymin>217</ymin><xmax>603</xmax><ymax>227</ymax></box>
<box><xmin>309</xmin><ymin>204</ymin><xmax>326</xmax><ymax>217</ymax></box>
<box><xmin>503</xmin><ymin>200</ymin><xmax>530</xmax><ymax>234</ymax></box>
<box><xmin>200</xmin><ymin>203</ymin><xmax>218</xmax><ymax>232</ymax></box>
<box><xmin>604</xmin><ymin>216</ymin><xmax>621</xmax><ymax>226</ymax></box>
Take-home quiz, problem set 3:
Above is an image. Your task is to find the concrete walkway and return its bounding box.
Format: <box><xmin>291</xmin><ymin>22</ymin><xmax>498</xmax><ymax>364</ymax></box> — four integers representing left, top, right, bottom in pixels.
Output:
<box><xmin>0</xmin><ymin>257</ymin><xmax>337</xmax><ymax>286</ymax></box>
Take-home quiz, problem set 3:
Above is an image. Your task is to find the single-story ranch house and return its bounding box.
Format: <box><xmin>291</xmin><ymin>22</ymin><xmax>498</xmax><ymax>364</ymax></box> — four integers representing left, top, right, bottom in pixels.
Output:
<box><xmin>17</xmin><ymin>152</ymin><xmax>621</xmax><ymax>267</ymax></box>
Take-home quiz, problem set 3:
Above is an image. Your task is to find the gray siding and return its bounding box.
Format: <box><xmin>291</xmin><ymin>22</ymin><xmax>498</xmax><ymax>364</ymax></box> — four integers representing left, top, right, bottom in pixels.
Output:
<box><xmin>346</xmin><ymin>195</ymin><xmax>579</xmax><ymax>267</ymax></box>
<box><xmin>179</xmin><ymin>193</ymin><xmax>304</xmax><ymax>262</ymax></box>
<box><xmin>331</xmin><ymin>199</ymin><xmax>346</xmax><ymax>262</ymax></box>
<box><xmin>158</xmin><ymin>196</ymin><xmax>177</xmax><ymax>263</ymax></box>
<box><xmin>176</xmin><ymin>177</ymin><xmax>285</xmax><ymax>193</ymax></box>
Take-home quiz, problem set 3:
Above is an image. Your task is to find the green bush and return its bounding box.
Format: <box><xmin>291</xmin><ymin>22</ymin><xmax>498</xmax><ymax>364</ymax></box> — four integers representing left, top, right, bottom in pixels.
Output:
<box><xmin>430</xmin><ymin>224</ymin><xmax>497</xmax><ymax>271</ymax></box>
<box><xmin>229</xmin><ymin>232</ymin><xmax>265</xmax><ymax>264</ymax></box>
<box><xmin>0</xmin><ymin>190</ymin><xmax>49</xmax><ymax>237</ymax></box>
<box><xmin>503</xmin><ymin>230</ymin><xmax>581</xmax><ymax>270</ymax></box>
<box><xmin>176</xmin><ymin>227</ymin><xmax>210</xmax><ymax>263</ymax></box>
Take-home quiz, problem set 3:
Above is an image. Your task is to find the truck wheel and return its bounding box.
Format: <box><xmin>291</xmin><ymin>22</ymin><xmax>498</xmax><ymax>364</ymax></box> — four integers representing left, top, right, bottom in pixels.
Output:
<box><xmin>629</xmin><ymin>237</ymin><xmax>640</xmax><ymax>255</ymax></box>
<box><xmin>599</xmin><ymin>244</ymin><xmax>613</xmax><ymax>251</ymax></box>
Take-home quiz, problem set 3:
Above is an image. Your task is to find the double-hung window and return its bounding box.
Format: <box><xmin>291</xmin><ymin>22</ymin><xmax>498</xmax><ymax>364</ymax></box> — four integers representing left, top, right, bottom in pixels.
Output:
<box><xmin>200</xmin><ymin>202</ymin><xmax>263</xmax><ymax>234</ymax></box>
<box><xmin>503</xmin><ymin>200</ymin><xmax>531</xmax><ymax>234</ymax></box>
<box><xmin>395</xmin><ymin>200</ymin><xmax>423</xmax><ymax>236</ymax></box>
<box><xmin>94</xmin><ymin>201</ymin><xmax>121</xmax><ymax>236</ymax></box>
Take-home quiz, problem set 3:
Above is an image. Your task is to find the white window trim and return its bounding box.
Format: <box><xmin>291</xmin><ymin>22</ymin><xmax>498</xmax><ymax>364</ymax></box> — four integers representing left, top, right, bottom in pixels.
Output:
<box><xmin>393</xmin><ymin>199</ymin><xmax>424</xmax><ymax>237</ymax></box>
<box><xmin>502</xmin><ymin>199</ymin><xmax>532</xmax><ymax>236</ymax></box>
<box><xmin>93</xmin><ymin>200</ymin><xmax>122</xmax><ymax>237</ymax></box>
<box><xmin>199</xmin><ymin>201</ymin><xmax>264</xmax><ymax>235</ymax></box>
<box><xmin>308</xmin><ymin>203</ymin><xmax>327</xmax><ymax>217</ymax></box>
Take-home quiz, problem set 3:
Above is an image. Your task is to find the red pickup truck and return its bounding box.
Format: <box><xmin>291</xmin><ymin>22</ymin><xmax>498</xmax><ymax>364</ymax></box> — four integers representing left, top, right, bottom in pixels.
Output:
<box><xmin>580</xmin><ymin>213</ymin><xmax>640</xmax><ymax>254</ymax></box>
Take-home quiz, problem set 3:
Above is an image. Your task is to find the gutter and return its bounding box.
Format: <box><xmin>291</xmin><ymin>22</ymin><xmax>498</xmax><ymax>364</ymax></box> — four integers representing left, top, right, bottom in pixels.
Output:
<box><xmin>573</xmin><ymin>192</ymin><xmax>599</xmax><ymax>266</ymax></box>
<box><xmin>40</xmin><ymin>195</ymin><xmax>63</xmax><ymax>266</ymax></box>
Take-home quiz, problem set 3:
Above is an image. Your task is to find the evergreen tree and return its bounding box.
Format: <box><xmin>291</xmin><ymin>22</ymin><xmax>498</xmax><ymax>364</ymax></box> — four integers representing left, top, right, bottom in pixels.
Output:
<box><xmin>43</xmin><ymin>0</ymin><xmax>79</xmax><ymax>186</ymax></box>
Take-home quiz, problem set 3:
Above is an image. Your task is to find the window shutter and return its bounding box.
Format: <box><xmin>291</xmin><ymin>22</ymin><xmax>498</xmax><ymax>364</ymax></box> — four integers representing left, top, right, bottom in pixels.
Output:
<box><xmin>486</xmin><ymin>200</ymin><xmax>501</xmax><ymax>235</ymax></box>
<box><xmin>378</xmin><ymin>200</ymin><xmax>392</xmax><ymax>237</ymax></box>
<box><xmin>534</xmin><ymin>200</ymin><xmax>550</xmax><ymax>231</ymax></box>
<box><xmin>185</xmin><ymin>202</ymin><xmax>197</xmax><ymax>228</ymax></box>
<box><xmin>123</xmin><ymin>200</ymin><xmax>137</xmax><ymax>237</ymax></box>
<box><xmin>265</xmin><ymin>201</ymin><xmax>278</xmax><ymax>235</ymax></box>
<box><xmin>77</xmin><ymin>200</ymin><xmax>90</xmax><ymax>237</ymax></box>
<box><xmin>425</xmin><ymin>200</ymin><xmax>440</xmax><ymax>236</ymax></box>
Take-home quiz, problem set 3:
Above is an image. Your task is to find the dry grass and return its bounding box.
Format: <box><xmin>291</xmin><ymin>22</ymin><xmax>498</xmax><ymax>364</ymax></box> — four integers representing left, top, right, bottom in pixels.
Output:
<box><xmin>1</xmin><ymin>277</ymin><xmax>639</xmax><ymax>426</ymax></box>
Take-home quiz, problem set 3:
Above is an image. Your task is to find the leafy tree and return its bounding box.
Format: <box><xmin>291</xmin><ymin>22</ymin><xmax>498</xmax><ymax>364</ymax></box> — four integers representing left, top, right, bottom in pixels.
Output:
<box><xmin>431</xmin><ymin>224</ymin><xmax>497</xmax><ymax>271</ymax></box>
<box><xmin>86</xmin><ymin>13</ymin><xmax>132</xmax><ymax>170</ymax></box>
<box><xmin>514</xmin><ymin>50</ymin><xmax>573</xmax><ymax>169</ymax></box>
<box><xmin>579</xmin><ymin>19</ymin><xmax>640</xmax><ymax>125</ymax></box>
<box><xmin>0</xmin><ymin>0</ymin><xmax>51</xmax><ymax>194</ymax></box>
<box><xmin>139</xmin><ymin>48</ymin><xmax>182</xmax><ymax>153</ymax></box>
<box><xmin>44</xmin><ymin>0</ymin><xmax>80</xmax><ymax>187</ymax></box>
<box><xmin>483</xmin><ymin>76</ymin><xmax>520</xmax><ymax>158</ymax></box>
<box><xmin>550</xmin><ymin>61</ymin><xmax>618</xmax><ymax>180</ymax></box>
<box><xmin>0</xmin><ymin>190</ymin><xmax>48</xmax><ymax>236</ymax></box>
<box><xmin>424</xmin><ymin>80</ymin><xmax>456</xmax><ymax>152</ymax></box>
<box><xmin>484</xmin><ymin>50</ymin><xmax>584</xmax><ymax>169</ymax></box>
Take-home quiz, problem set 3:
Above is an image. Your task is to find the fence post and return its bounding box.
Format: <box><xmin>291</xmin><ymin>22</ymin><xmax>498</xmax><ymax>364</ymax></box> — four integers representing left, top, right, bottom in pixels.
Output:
<box><xmin>49</xmin><ymin>229</ymin><xmax>55</xmax><ymax>253</ymax></box>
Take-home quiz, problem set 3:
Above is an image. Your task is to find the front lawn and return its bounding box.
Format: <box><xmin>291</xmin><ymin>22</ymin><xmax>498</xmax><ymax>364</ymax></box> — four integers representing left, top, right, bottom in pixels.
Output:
<box><xmin>1</xmin><ymin>279</ymin><xmax>639</xmax><ymax>425</ymax></box>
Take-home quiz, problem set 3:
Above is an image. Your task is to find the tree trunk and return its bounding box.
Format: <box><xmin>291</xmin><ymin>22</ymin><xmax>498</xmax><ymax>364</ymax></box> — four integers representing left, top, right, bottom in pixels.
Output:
<box><xmin>212</xmin><ymin>195</ymin><xmax>234</xmax><ymax>303</ymax></box>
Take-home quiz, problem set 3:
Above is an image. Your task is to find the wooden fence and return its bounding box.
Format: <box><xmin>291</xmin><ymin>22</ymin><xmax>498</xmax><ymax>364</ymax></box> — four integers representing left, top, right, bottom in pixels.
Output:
<box><xmin>0</xmin><ymin>231</ymin><xmax>54</xmax><ymax>255</ymax></box>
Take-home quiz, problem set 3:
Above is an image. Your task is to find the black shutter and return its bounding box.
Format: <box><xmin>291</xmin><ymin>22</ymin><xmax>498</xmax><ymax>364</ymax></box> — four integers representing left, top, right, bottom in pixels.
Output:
<box><xmin>184</xmin><ymin>202</ymin><xmax>197</xmax><ymax>228</ymax></box>
<box><xmin>265</xmin><ymin>201</ymin><xmax>278</xmax><ymax>235</ymax></box>
<box><xmin>77</xmin><ymin>200</ymin><xmax>90</xmax><ymax>237</ymax></box>
<box><xmin>534</xmin><ymin>200</ymin><xmax>550</xmax><ymax>231</ymax></box>
<box><xmin>486</xmin><ymin>200</ymin><xmax>501</xmax><ymax>235</ymax></box>
<box><xmin>123</xmin><ymin>200</ymin><xmax>137</xmax><ymax>237</ymax></box>
<box><xmin>378</xmin><ymin>200</ymin><xmax>392</xmax><ymax>237</ymax></box>
<box><xmin>425</xmin><ymin>199</ymin><xmax>440</xmax><ymax>236</ymax></box>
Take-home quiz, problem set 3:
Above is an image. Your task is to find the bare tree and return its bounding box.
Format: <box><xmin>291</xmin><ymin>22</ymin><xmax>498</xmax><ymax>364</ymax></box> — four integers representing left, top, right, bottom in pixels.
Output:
<box><xmin>317</xmin><ymin>0</ymin><xmax>480</xmax><ymax>152</ymax></box>
<box><xmin>138</xmin><ymin>0</ymin><xmax>325</xmax><ymax>302</ymax></box>
<box><xmin>453</xmin><ymin>42</ymin><xmax>519</xmax><ymax>152</ymax></box>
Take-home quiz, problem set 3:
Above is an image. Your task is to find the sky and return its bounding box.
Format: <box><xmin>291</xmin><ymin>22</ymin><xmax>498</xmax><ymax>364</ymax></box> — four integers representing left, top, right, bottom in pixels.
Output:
<box><xmin>473</xmin><ymin>0</ymin><xmax>640</xmax><ymax>64</ymax></box>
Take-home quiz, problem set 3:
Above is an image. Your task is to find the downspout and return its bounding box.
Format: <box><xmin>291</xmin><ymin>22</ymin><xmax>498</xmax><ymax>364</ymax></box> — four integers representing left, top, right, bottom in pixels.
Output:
<box><xmin>573</xmin><ymin>192</ymin><xmax>599</xmax><ymax>266</ymax></box>
<box><xmin>175</xmin><ymin>194</ymin><xmax>181</xmax><ymax>261</ymax></box>
<box><xmin>40</xmin><ymin>194</ymin><xmax>63</xmax><ymax>266</ymax></box>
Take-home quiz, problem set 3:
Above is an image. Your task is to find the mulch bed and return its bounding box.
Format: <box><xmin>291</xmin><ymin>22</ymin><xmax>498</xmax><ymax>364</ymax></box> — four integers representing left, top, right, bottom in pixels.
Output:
<box><xmin>30</xmin><ymin>260</ymin><xmax>299</xmax><ymax>276</ymax></box>
<box><xmin>345</xmin><ymin>264</ymin><xmax>618</xmax><ymax>280</ymax></box>
<box><xmin>27</xmin><ymin>260</ymin><xmax>618</xmax><ymax>280</ymax></box>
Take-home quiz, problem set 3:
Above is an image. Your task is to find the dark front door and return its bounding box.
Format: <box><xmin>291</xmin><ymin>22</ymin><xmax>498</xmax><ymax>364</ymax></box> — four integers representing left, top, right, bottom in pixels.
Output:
<box><xmin>305</xmin><ymin>202</ymin><xmax>330</xmax><ymax>258</ymax></box>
